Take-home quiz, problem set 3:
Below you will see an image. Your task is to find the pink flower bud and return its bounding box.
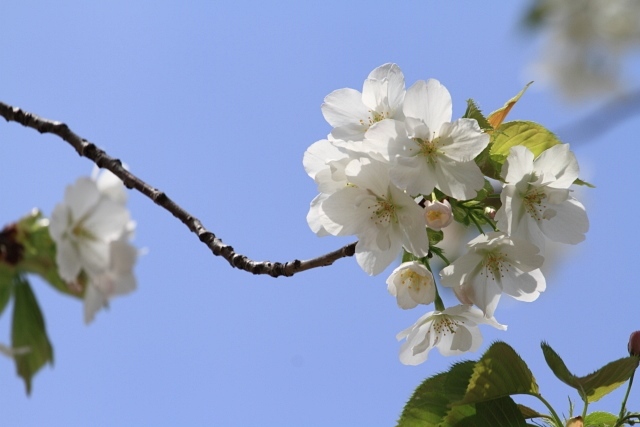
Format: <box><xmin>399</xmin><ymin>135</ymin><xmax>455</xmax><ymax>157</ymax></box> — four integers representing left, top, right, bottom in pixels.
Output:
<box><xmin>628</xmin><ymin>331</ymin><xmax>640</xmax><ymax>356</ymax></box>
<box><xmin>424</xmin><ymin>200</ymin><xmax>453</xmax><ymax>231</ymax></box>
<box><xmin>484</xmin><ymin>206</ymin><xmax>496</xmax><ymax>220</ymax></box>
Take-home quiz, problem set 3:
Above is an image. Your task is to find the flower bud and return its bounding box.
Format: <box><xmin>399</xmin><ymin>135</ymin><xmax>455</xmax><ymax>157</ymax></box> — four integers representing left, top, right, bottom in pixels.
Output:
<box><xmin>483</xmin><ymin>206</ymin><xmax>496</xmax><ymax>220</ymax></box>
<box><xmin>424</xmin><ymin>200</ymin><xmax>453</xmax><ymax>231</ymax></box>
<box><xmin>386</xmin><ymin>261</ymin><xmax>435</xmax><ymax>309</ymax></box>
<box><xmin>628</xmin><ymin>330</ymin><xmax>640</xmax><ymax>356</ymax></box>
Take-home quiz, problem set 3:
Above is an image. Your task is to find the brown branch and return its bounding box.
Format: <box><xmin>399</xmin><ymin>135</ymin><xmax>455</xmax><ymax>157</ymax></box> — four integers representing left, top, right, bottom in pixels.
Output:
<box><xmin>0</xmin><ymin>101</ymin><xmax>357</xmax><ymax>278</ymax></box>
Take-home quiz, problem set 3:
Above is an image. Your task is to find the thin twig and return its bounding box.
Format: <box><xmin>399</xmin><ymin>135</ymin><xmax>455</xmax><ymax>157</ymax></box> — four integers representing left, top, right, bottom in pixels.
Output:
<box><xmin>0</xmin><ymin>101</ymin><xmax>357</xmax><ymax>278</ymax></box>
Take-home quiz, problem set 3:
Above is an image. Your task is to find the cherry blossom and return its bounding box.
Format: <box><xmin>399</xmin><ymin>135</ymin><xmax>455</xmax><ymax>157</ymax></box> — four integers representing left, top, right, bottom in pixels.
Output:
<box><xmin>49</xmin><ymin>177</ymin><xmax>130</xmax><ymax>282</ymax></box>
<box><xmin>311</xmin><ymin>158</ymin><xmax>429</xmax><ymax>275</ymax></box>
<box><xmin>364</xmin><ymin>79</ymin><xmax>489</xmax><ymax>199</ymax></box>
<box><xmin>496</xmin><ymin>144</ymin><xmax>589</xmax><ymax>250</ymax></box>
<box><xmin>386</xmin><ymin>261</ymin><xmax>435</xmax><ymax>309</ymax></box>
<box><xmin>440</xmin><ymin>232</ymin><xmax>546</xmax><ymax>317</ymax></box>
<box><xmin>397</xmin><ymin>305</ymin><xmax>506</xmax><ymax>365</ymax></box>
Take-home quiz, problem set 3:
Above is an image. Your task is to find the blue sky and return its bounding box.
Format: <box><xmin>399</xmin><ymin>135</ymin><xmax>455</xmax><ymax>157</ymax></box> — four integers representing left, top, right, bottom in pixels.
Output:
<box><xmin>2</xmin><ymin>2</ymin><xmax>640</xmax><ymax>426</ymax></box>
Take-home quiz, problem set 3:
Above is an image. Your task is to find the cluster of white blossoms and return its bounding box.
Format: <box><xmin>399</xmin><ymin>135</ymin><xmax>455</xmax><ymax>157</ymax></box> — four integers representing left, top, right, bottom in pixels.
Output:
<box><xmin>49</xmin><ymin>169</ymin><xmax>138</xmax><ymax>324</ymax></box>
<box><xmin>305</xmin><ymin>63</ymin><xmax>589</xmax><ymax>365</ymax></box>
<box><xmin>528</xmin><ymin>0</ymin><xmax>640</xmax><ymax>100</ymax></box>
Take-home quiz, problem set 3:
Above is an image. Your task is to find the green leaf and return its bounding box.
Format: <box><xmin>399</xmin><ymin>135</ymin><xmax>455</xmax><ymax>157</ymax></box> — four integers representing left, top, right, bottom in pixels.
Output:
<box><xmin>450</xmin><ymin>199</ymin><xmax>469</xmax><ymax>225</ymax></box>
<box><xmin>455</xmin><ymin>397</ymin><xmax>527</xmax><ymax>427</ymax></box>
<box><xmin>517</xmin><ymin>404</ymin><xmax>549</xmax><ymax>420</ymax></box>
<box><xmin>0</xmin><ymin>275</ymin><xmax>12</xmax><ymax>316</ymax></box>
<box><xmin>397</xmin><ymin>361</ymin><xmax>476</xmax><ymax>427</ymax></box>
<box><xmin>583</xmin><ymin>411</ymin><xmax>618</xmax><ymax>427</ymax></box>
<box><xmin>11</xmin><ymin>276</ymin><xmax>54</xmax><ymax>395</ymax></box>
<box><xmin>464</xmin><ymin>99</ymin><xmax>493</xmax><ymax>132</ymax></box>
<box><xmin>427</xmin><ymin>229</ymin><xmax>444</xmax><ymax>246</ymax></box>
<box><xmin>574</xmin><ymin>178</ymin><xmax>595</xmax><ymax>188</ymax></box>
<box><xmin>542</xmin><ymin>342</ymin><xmax>638</xmax><ymax>403</ymax></box>
<box><xmin>489</xmin><ymin>121</ymin><xmax>561</xmax><ymax>172</ymax></box>
<box><xmin>473</xmin><ymin>180</ymin><xmax>494</xmax><ymax>203</ymax></box>
<box><xmin>16</xmin><ymin>210</ymin><xmax>84</xmax><ymax>298</ymax></box>
<box><xmin>579</xmin><ymin>356</ymin><xmax>639</xmax><ymax>403</ymax></box>
<box><xmin>541</xmin><ymin>342</ymin><xmax>582</xmax><ymax>392</ymax></box>
<box><xmin>475</xmin><ymin>145</ymin><xmax>501</xmax><ymax>181</ymax></box>
<box><xmin>461</xmin><ymin>341</ymin><xmax>539</xmax><ymax>405</ymax></box>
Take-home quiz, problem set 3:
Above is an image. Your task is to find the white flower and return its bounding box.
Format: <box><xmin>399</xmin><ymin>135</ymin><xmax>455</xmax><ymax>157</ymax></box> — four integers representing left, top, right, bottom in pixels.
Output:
<box><xmin>364</xmin><ymin>79</ymin><xmax>489</xmax><ymax>199</ymax></box>
<box><xmin>424</xmin><ymin>199</ymin><xmax>453</xmax><ymax>231</ymax></box>
<box><xmin>50</xmin><ymin>177</ymin><xmax>131</xmax><ymax>282</ymax></box>
<box><xmin>313</xmin><ymin>158</ymin><xmax>429</xmax><ymax>275</ymax></box>
<box><xmin>93</xmin><ymin>167</ymin><xmax>127</xmax><ymax>205</ymax></box>
<box><xmin>386</xmin><ymin>261</ymin><xmax>435</xmax><ymax>309</ymax></box>
<box><xmin>440</xmin><ymin>232</ymin><xmax>546</xmax><ymax>318</ymax></box>
<box><xmin>322</xmin><ymin>63</ymin><xmax>405</xmax><ymax>142</ymax></box>
<box><xmin>84</xmin><ymin>239</ymin><xmax>138</xmax><ymax>324</ymax></box>
<box><xmin>303</xmin><ymin>139</ymin><xmax>351</xmax><ymax>195</ymax></box>
<box><xmin>495</xmin><ymin>144</ymin><xmax>589</xmax><ymax>250</ymax></box>
<box><xmin>397</xmin><ymin>305</ymin><xmax>506</xmax><ymax>365</ymax></box>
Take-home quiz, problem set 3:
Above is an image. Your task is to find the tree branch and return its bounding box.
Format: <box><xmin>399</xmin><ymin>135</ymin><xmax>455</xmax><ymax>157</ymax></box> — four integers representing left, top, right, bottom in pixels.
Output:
<box><xmin>0</xmin><ymin>101</ymin><xmax>357</xmax><ymax>278</ymax></box>
<box><xmin>557</xmin><ymin>88</ymin><xmax>640</xmax><ymax>143</ymax></box>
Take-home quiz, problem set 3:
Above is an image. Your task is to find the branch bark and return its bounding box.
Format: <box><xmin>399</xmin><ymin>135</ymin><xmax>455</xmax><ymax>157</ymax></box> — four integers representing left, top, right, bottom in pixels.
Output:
<box><xmin>0</xmin><ymin>101</ymin><xmax>356</xmax><ymax>278</ymax></box>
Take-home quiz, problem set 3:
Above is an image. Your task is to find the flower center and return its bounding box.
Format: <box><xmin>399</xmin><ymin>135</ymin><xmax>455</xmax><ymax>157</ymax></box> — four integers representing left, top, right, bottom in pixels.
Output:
<box><xmin>482</xmin><ymin>251</ymin><xmax>508</xmax><ymax>281</ymax></box>
<box><xmin>426</xmin><ymin>210</ymin><xmax>444</xmax><ymax>223</ymax></box>
<box><xmin>433</xmin><ymin>315</ymin><xmax>459</xmax><ymax>339</ymax></box>
<box><xmin>400</xmin><ymin>270</ymin><xmax>423</xmax><ymax>291</ymax></box>
<box><xmin>359</xmin><ymin>110</ymin><xmax>390</xmax><ymax>127</ymax></box>
<box><xmin>370</xmin><ymin>199</ymin><xmax>397</xmax><ymax>227</ymax></box>
<box><xmin>523</xmin><ymin>187</ymin><xmax>549</xmax><ymax>221</ymax></box>
<box><xmin>413</xmin><ymin>136</ymin><xmax>440</xmax><ymax>164</ymax></box>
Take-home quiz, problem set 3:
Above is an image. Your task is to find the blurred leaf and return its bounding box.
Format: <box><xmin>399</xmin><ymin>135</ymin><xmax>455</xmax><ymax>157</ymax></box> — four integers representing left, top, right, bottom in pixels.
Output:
<box><xmin>461</xmin><ymin>341</ymin><xmax>539</xmax><ymax>404</ymax></box>
<box><xmin>487</xmin><ymin>82</ymin><xmax>533</xmax><ymax>130</ymax></box>
<box><xmin>15</xmin><ymin>210</ymin><xmax>84</xmax><ymax>298</ymax></box>
<box><xmin>574</xmin><ymin>178</ymin><xmax>595</xmax><ymax>188</ymax></box>
<box><xmin>455</xmin><ymin>397</ymin><xmax>527</xmax><ymax>427</ymax></box>
<box><xmin>583</xmin><ymin>411</ymin><xmax>617</xmax><ymax>427</ymax></box>
<box><xmin>397</xmin><ymin>361</ymin><xmax>476</xmax><ymax>427</ymax></box>
<box><xmin>0</xmin><ymin>275</ymin><xmax>12</xmax><ymax>316</ymax></box>
<box><xmin>11</xmin><ymin>276</ymin><xmax>54</xmax><ymax>395</ymax></box>
<box><xmin>464</xmin><ymin>99</ymin><xmax>493</xmax><ymax>132</ymax></box>
<box><xmin>521</xmin><ymin>0</ymin><xmax>553</xmax><ymax>29</ymax></box>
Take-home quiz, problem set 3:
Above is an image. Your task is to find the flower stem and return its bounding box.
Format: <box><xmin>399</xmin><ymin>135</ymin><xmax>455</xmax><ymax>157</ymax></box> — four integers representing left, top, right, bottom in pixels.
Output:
<box><xmin>616</xmin><ymin>367</ymin><xmax>636</xmax><ymax>426</ymax></box>
<box><xmin>421</xmin><ymin>258</ymin><xmax>446</xmax><ymax>311</ymax></box>
<box><xmin>533</xmin><ymin>393</ymin><xmax>564</xmax><ymax>427</ymax></box>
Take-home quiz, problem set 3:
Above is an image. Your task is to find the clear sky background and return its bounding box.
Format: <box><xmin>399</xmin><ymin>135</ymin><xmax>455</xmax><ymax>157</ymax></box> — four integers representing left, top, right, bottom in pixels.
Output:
<box><xmin>2</xmin><ymin>2</ymin><xmax>640</xmax><ymax>426</ymax></box>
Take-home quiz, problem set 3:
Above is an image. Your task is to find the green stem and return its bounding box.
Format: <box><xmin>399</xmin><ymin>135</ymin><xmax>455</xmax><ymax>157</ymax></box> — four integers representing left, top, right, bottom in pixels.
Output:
<box><xmin>533</xmin><ymin>393</ymin><xmax>564</xmax><ymax>427</ymax></box>
<box><xmin>581</xmin><ymin>400</ymin><xmax>589</xmax><ymax>422</ymax></box>
<box><xmin>468</xmin><ymin>212</ymin><xmax>485</xmax><ymax>235</ymax></box>
<box><xmin>430</xmin><ymin>247</ymin><xmax>451</xmax><ymax>266</ymax></box>
<box><xmin>421</xmin><ymin>258</ymin><xmax>445</xmax><ymax>312</ymax></box>
<box><xmin>616</xmin><ymin>368</ymin><xmax>636</xmax><ymax>426</ymax></box>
